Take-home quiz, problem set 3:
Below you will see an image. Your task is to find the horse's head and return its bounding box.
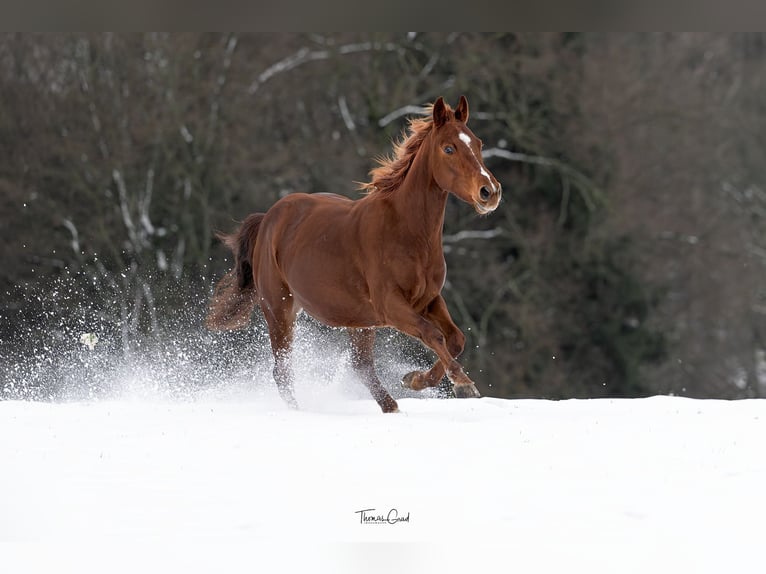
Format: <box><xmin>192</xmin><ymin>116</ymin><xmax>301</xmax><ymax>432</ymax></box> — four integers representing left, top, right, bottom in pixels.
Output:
<box><xmin>428</xmin><ymin>96</ymin><xmax>502</xmax><ymax>214</ymax></box>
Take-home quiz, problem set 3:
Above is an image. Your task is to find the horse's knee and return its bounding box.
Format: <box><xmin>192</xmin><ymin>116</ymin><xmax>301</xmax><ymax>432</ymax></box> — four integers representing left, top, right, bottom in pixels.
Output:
<box><xmin>414</xmin><ymin>318</ymin><xmax>446</xmax><ymax>349</ymax></box>
<box><xmin>447</xmin><ymin>329</ymin><xmax>465</xmax><ymax>358</ymax></box>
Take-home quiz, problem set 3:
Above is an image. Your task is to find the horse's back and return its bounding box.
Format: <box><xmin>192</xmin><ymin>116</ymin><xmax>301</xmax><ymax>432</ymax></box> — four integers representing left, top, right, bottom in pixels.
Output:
<box><xmin>259</xmin><ymin>192</ymin><xmax>357</xmax><ymax>244</ymax></box>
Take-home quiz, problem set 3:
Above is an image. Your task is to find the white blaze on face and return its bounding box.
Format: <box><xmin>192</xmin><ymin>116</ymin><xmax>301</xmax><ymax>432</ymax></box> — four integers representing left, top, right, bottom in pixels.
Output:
<box><xmin>459</xmin><ymin>131</ymin><xmax>494</xmax><ymax>189</ymax></box>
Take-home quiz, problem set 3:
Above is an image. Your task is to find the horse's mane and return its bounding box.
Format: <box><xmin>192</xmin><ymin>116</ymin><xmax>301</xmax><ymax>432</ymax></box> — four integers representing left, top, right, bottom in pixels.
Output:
<box><xmin>358</xmin><ymin>105</ymin><xmax>436</xmax><ymax>195</ymax></box>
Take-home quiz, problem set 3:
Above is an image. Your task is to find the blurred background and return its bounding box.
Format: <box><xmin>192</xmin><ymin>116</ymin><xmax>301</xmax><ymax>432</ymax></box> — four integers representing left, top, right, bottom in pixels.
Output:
<box><xmin>1</xmin><ymin>33</ymin><xmax>764</xmax><ymax>400</ymax></box>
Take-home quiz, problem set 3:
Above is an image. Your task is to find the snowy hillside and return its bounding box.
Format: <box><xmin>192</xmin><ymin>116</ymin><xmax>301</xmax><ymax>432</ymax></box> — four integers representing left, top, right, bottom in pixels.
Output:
<box><xmin>1</xmin><ymin>392</ymin><xmax>764</xmax><ymax>572</ymax></box>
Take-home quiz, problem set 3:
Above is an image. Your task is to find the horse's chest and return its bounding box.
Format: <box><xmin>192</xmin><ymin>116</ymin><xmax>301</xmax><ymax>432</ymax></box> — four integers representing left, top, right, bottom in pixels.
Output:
<box><xmin>401</xmin><ymin>255</ymin><xmax>446</xmax><ymax>307</ymax></box>
<box><xmin>428</xmin><ymin>260</ymin><xmax>447</xmax><ymax>293</ymax></box>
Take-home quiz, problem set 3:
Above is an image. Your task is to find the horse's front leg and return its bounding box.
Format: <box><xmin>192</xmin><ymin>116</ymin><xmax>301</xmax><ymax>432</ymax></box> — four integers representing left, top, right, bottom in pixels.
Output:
<box><xmin>402</xmin><ymin>296</ymin><xmax>464</xmax><ymax>392</ymax></box>
<box><xmin>389</xmin><ymin>296</ymin><xmax>479</xmax><ymax>398</ymax></box>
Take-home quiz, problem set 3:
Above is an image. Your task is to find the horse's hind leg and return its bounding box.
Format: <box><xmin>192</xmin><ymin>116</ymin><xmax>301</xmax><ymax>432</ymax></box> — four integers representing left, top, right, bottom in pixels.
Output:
<box><xmin>348</xmin><ymin>328</ymin><xmax>399</xmax><ymax>413</ymax></box>
<box><xmin>263</xmin><ymin>298</ymin><xmax>299</xmax><ymax>409</ymax></box>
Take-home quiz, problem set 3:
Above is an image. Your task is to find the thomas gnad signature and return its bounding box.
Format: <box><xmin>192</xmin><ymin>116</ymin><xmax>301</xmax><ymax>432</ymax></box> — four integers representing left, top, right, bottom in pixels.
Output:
<box><xmin>355</xmin><ymin>508</ymin><xmax>410</xmax><ymax>525</ymax></box>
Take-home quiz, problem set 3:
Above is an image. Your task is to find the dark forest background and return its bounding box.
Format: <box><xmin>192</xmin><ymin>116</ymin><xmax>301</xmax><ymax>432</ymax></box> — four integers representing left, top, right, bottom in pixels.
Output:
<box><xmin>1</xmin><ymin>33</ymin><xmax>765</xmax><ymax>400</ymax></box>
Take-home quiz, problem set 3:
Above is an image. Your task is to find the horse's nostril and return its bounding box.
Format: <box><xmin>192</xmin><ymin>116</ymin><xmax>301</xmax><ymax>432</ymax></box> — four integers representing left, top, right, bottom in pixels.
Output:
<box><xmin>480</xmin><ymin>186</ymin><xmax>491</xmax><ymax>201</ymax></box>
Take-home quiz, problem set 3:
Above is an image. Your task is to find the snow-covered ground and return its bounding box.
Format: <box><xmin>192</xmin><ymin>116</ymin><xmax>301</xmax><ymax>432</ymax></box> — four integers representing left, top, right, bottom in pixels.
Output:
<box><xmin>1</xmin><ymin>390</ymin><xmax>764</xmax><ymax>572</ymax></box>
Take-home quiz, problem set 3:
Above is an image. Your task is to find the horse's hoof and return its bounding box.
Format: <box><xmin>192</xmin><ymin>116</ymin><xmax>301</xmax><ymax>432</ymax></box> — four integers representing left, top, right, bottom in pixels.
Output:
<box><xmin>280</xmin><ymin>394</ymin><xmax>299</xmax><ymax>409</ymax></box>
<box><xmin>381</xmin><ymin>398</ymin><xmax>400</xmax><ymax>413</ymax></box>
<box><xmin>402</xmin><ymin>370</ymin><xmax>425</xmax><ymax>391</ymax></box>
<box><xmin>453</xmin><ymin>383</ymin><xmax>481</xmax><ymax>398</ymax></box>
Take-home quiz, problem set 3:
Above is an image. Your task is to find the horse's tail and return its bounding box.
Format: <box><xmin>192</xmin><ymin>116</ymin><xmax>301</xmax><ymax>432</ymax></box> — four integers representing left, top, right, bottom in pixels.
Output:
<box><xmin>206</xmin><ymin>213</ymin><xmax>265</xmax><ymax>331</ymax></box>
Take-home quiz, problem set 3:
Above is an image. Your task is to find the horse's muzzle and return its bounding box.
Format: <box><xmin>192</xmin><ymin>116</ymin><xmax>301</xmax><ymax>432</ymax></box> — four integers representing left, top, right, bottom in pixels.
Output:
<box><xmin>475</xmin><ymin>184</ymin><xmax>502</xmax><ymax>214</ymax></box>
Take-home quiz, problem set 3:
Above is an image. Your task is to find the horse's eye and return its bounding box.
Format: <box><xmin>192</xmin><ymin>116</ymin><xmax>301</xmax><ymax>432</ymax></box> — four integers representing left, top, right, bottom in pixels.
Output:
<box><xmin>444</xmin><ymin>146</ymin><xmax>454</xmax><ymax>155</ymax></box>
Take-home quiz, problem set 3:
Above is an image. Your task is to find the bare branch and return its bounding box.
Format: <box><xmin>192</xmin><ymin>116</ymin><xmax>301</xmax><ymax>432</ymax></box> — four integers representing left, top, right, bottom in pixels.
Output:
<box><xmin>208</xmin><ymin>34</ymin><xmax>238</xmax><ymax>148</ymax></box>
<box><xmin>141</xmin><ymin>280</ymin><xmax>158</xmax><ymax>333</ymax></box>
<box><xmin>338</xmin><ymin>95</ymin><xmax>355</xmax><ymax>132</ymax></box>
<box><xmin>139</xmin><ymin>168</ymin><xmax>155</xmax><ymax>236</ymax></box>
<box><xmin>378</xmin><ymin>105</ymin><xmax>426</xmax><ymax>127</ymax></box>
<box><xmin>62</xmin><ymin>219</ymin><xmax>81</xmax><ymax>256</ymax></box>
<box><xmin>558</xmin><ymin>174</ymin><xmax>571</xmax><ymax>226</ymax></box>
<box><xmin>483</xmin><ymin>147</ymin><xmax>558</xmax><ymax>167</ymax></box>
<box><xmin>419</xmin><ymin>53</ymin><xmax>439</xmax><ymax>79</ymax></box>
<box><xmin>248</xmin><ymin>41</ymin><xmax>404</xmax><ymax>95</ymax></box>
<box><xmin>483</xmin><ymin>147</ymin><xmax>601</xmax><ymax>211</ymax></box>
<box><xmin>443</xmin><ymin>279</ymin><xmax>479</xmax><ymax>336</ymax></box>
<box><xmin>112</xmin><ymin>169</ymin><xmax>138</xmax><ymax>248</ymax></box>
<box><xmin>443</xmin><ymin>227</ymin><xmax>504</xmax><ymax>244</ymax></box>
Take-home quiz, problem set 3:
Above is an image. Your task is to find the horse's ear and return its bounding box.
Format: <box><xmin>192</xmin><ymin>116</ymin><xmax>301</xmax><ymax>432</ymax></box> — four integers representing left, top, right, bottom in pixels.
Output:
<box><xmin>432</xmin><ymin>96</ymin><xmax>449</xmax><ymax>128</ymax></box>
<box><xmin>454</xmin><ymin>95</ymin><xmax>469</xmax><ymax>123</ymax></box>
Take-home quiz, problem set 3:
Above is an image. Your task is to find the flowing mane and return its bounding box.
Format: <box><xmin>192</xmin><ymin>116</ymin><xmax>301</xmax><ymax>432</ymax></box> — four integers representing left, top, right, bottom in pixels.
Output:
<box><xmin>358</xmin><ymin>105</ymin><xmax>437</xmax><ymax>195</ymax></box>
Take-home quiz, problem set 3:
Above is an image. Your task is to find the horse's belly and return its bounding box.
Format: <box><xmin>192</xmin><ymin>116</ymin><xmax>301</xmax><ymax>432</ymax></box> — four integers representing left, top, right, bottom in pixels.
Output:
<box><xmin>283</xmin><ymin>251</ymin><xmax>379</xmax><ymax>328</ymax></box>
<box><xmin>296</xmin><ymin>295</ymin><xmax>380</xmax><ymax>329</ymax></box>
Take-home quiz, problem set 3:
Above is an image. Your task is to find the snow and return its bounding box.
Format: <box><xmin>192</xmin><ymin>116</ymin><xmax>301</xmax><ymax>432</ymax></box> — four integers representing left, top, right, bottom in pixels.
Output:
<box><xmin>1</xmin><ymin>392</ymin><xmax>764</xmax><ymax>572</ymax></box>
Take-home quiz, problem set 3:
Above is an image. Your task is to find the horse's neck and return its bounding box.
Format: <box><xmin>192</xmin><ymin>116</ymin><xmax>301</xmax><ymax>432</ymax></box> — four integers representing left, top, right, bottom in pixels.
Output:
<box><xmin>387</xmin><ymin>148</ymin><xmax>448</xmax><ymax>247</ymax></box>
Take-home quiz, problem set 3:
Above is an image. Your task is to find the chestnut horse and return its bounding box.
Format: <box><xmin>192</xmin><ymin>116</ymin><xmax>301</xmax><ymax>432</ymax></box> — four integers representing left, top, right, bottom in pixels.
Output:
<box><xmin>206</xmin><ymin>96</ymin><xmax>501</xmax><ymax>413</ymax></box>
